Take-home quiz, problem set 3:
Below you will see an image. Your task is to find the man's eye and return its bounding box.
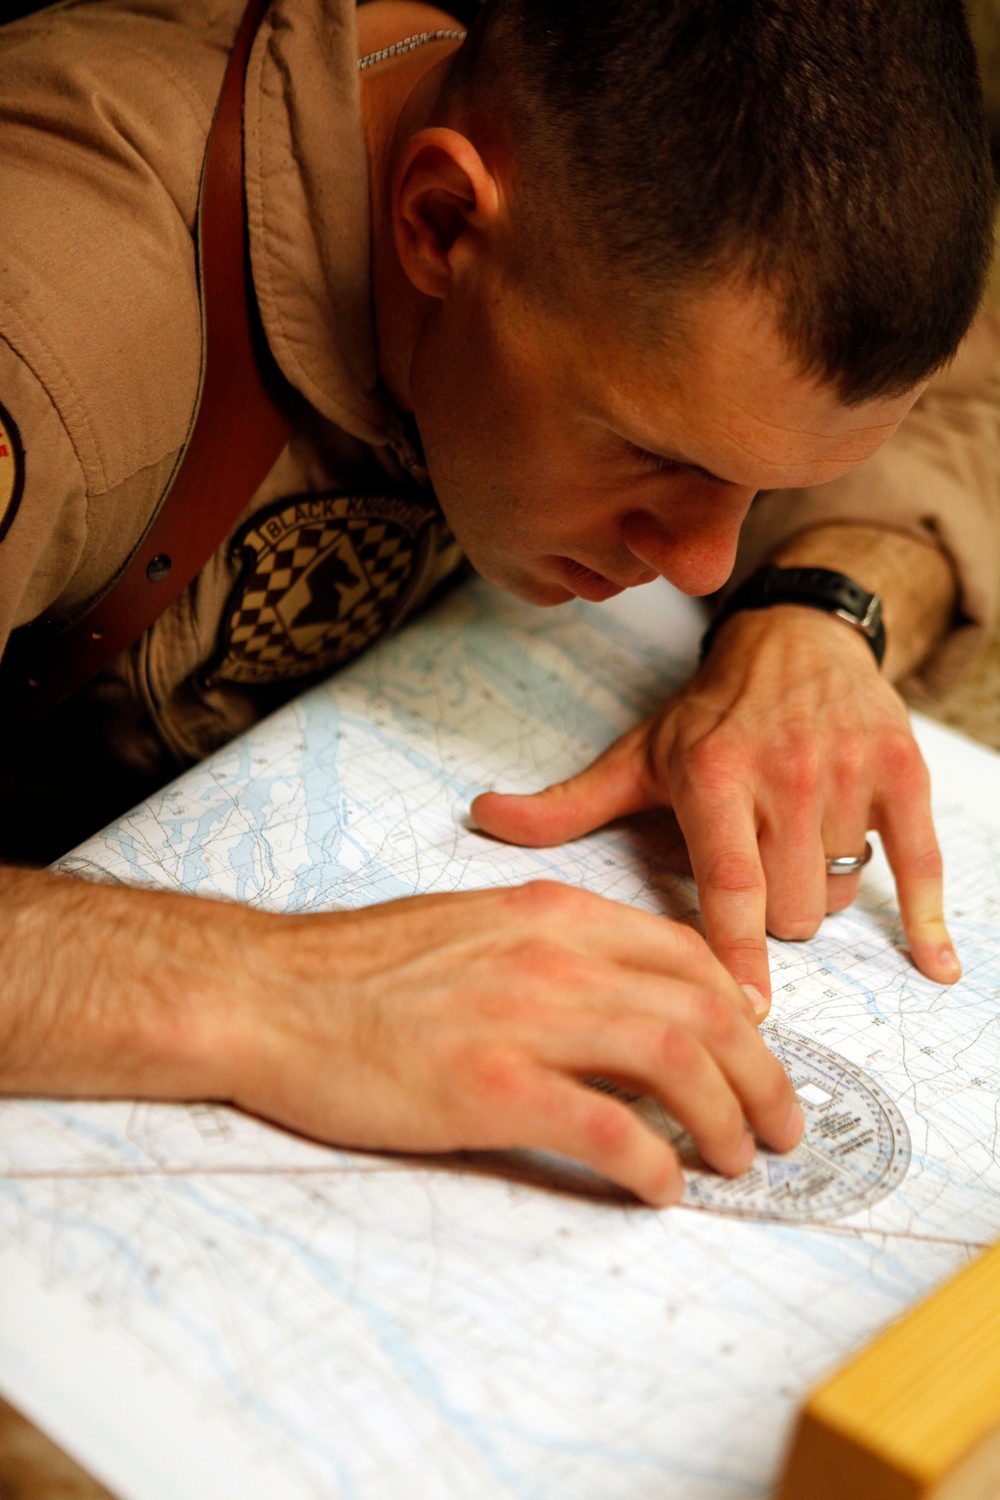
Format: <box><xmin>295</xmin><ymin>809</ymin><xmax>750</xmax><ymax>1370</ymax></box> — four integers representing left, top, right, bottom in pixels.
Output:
<box><xmin>627</xmin><ymin>443</ymin><xmax>683</xmax><ymax>475</ymax></box>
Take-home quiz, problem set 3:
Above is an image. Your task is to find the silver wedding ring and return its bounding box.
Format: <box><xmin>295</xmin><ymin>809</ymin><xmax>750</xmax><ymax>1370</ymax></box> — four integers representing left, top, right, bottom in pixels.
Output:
<box><xmin>825</xmin><ymin>841</ymin><xmax>873</xmax><ymax>876</ymax></box>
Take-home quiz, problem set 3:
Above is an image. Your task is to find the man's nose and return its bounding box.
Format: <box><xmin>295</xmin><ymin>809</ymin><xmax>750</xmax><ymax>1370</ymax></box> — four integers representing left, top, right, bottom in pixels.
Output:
<box><xmin>622</xmin><ymin>504</ymin><xmax>752</xmax><ymax>597</ymax></box>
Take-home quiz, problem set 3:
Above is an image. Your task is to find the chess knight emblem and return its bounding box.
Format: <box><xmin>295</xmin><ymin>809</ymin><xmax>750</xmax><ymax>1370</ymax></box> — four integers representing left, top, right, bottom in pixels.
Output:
<box><xmin>214</xmin><ymin>493</ymin><xmax>436</xmax><ymax>685</ymax></box>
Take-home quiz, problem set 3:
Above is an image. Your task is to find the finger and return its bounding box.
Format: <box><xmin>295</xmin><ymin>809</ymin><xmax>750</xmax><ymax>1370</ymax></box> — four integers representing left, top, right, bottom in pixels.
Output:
<box><xmin>820</xmin><ymin>802</ymin><xmax>872</xmax><ymax>915</ymax></box>
<box><xmin>554</xmin><ymin>978</ymin><xmax>797</xmax><ymax>1152</ymax></box>
<box><xmin>533</xmin><ymin>994</ymin><xmax>801</xmax><ymax>1169</ymax></box>
<box><xmin>758</xmin><ymin>807</ymin><xmax>827</xmax><ymax>942</ymax></box>
<box><xmin>756</xmin><ymin>732</ymin><xmax>854</xmax><ymax>939</ymax></box>
<box><xmin>611</xmin><ymin>1026</ymin><xmax>755</xmax><ymax>1178</ymax></box>
<box><xmin>689</xmin><ymin>998</ymin><xmax>803</xmax><ymax>1154</ymax></box>
<box><xmin>824</xmin><ymin>868</ymin><xmax>862</xmax><ymax>915</ymax></box>
<box><xmin>469</xmin><ymin>1061</ymin><xmax>684</xmax><ymax>1206</ymax></box>
<box><xmin>874</xmin><ymin>755</ymin><xmax>960</xmax><ymax>983</ymax></box>
<box><xmin>471</xmin><ymin>724</ymin><xmax>650</xmax><ymax>847</ymax></box>
<box><xmin>673</xmin><ymin>786</ymin><xmax>772</xmax><ymax>1007</ymax></box>
<box><xmin>497</xmin><ymin>884</ymin><xmax>759</xmax><ymax>1020</ymax></box>
<box><xmin>526</xmin><ymin>966</ymin><xmax>760</xmax><ymax>1055</ymax></box>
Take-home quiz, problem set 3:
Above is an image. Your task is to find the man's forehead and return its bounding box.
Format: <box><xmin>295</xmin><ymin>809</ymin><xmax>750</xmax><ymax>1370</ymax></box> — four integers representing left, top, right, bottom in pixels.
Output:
<box><xmin>606</xmin><ymin>379</ymin><xmax>917</xmax><ymax>492</ymax></box>
<box><xmin>585</xmin><ymin>280</ymin><xmax>922</xmax><ymax>488</ymax></box>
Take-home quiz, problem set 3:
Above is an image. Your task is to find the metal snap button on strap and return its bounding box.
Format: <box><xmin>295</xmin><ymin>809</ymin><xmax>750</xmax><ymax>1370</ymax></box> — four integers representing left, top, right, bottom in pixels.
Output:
<box><xmin>146</xmin><ymin>554</ymin><xmax>172</xmax><ymax>583</ymax></box>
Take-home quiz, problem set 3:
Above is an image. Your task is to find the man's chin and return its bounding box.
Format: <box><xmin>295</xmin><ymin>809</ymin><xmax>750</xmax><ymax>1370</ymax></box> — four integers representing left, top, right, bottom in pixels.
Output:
<box><xmin>509</xmin><ymin>577</ymin><xmax>575</xmax><ymax>607</ymax></box>
<box><xmin>471</xmin><ymin>557</ymin><xmax>616</xmax><ymax>608</ymax></box>
<box><xmin>467</xmin><ymin>556</ymin><xmax>574</xmax><ymax>607</ymax></box>
<box><xmin>495</xmin><ymin>571</ymin><xmax>626</xmax><ymax>608</ymax></box>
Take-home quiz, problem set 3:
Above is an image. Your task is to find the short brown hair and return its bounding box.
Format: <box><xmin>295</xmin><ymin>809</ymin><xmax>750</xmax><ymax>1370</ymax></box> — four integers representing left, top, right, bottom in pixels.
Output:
<box><xmin>454</xmin><ymin>0</ymin><xmax>994</xmax><ymax>402</ymax></box>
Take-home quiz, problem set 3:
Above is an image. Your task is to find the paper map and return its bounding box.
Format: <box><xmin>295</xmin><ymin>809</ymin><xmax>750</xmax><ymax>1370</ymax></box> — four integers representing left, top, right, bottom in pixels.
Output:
<box><xmin>2</xmin><ymin>578</ymin><xmax>1000</xmax><ymax>1500</ymax></box>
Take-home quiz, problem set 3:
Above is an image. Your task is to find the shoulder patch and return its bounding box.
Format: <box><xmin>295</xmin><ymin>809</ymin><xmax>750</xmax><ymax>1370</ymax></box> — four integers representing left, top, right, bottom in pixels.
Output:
<box><xmin>0</xmin><ymin>402</ymin><xmax>24</xmax><ymax>545</ymax></box>
<box><xmin>212</xmin><ymin>492</ymin><xmax>438</xmax><ymax>686</ymax></box>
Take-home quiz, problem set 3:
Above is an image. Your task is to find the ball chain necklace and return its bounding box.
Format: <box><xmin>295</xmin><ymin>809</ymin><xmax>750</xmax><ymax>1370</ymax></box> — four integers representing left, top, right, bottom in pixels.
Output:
<box><xmin>357</xmin><ymin>28</ymin><xmax>467</xmax><ymax>71</ymax></box>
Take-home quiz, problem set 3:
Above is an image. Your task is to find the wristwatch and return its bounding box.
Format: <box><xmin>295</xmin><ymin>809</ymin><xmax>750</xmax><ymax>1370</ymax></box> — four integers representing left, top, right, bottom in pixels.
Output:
<box><xmin>700</xmin><ymin>565</ymin><xmax>886</xmax><ymax>667</ymax></box>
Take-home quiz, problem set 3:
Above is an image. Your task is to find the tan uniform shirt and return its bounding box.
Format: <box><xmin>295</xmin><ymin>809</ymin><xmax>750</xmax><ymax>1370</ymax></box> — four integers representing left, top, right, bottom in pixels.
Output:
<box><xmin>734</xmin><ymin>313</ymin><xmax>1000</xmax><ymax>698</ymax></box>
<box><xmin>0</xmin><ymin>0</ymin><xmax>998</xmax><ymax>850</ymax></box>
<box><xmin>0</xmin><ymin>0</ymin><xmax>460</xmax><ymax>790</ymax></box>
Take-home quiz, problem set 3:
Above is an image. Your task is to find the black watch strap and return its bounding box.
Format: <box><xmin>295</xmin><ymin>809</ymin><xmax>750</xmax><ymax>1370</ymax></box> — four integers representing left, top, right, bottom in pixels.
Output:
<box><xmin>700</xmin><ymin>564</ymin><xmax>886</xmax><ymax>666</ymax></box>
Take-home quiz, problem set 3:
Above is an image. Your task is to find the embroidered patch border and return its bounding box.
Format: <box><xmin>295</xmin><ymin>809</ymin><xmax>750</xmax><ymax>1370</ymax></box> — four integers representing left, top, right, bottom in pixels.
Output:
<box><xmin>0</xmin><ymin>400</ymin><xmax>25</xmax><ymax>545</ymax></box>
<box><xmin>211</xmin><ymin>492</ymin><xmax>435</xmax><ymax>687</ymax></box>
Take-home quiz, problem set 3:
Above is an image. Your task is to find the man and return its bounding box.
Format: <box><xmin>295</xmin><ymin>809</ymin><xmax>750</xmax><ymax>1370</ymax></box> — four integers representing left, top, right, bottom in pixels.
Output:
<box><xmin>0</xmin><ymin>0</ymin><xmax>995</xmax><ymax>1205</ymax></box>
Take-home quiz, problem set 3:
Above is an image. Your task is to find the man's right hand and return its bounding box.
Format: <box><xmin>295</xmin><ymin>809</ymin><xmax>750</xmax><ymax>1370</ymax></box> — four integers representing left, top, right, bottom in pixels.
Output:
<box><xmin>0</xmin><ymin>869</ymin><xmax>803</xmax><ymax>1206</ymax></box>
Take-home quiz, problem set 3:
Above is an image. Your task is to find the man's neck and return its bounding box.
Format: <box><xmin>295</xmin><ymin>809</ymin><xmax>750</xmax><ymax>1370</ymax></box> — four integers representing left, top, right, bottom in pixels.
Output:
<box><xmin>358</xmin><ymin>1</ymin><xmax>466</xmax><ymax>412</ymax></box>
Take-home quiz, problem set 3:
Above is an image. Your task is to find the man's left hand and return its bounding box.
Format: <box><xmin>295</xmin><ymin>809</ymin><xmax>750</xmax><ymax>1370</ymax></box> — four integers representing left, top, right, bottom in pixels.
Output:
<box><xmin>472</xmin><ymin>602</ymin><xmax>961</xmax><ymax>1005</ymax></box>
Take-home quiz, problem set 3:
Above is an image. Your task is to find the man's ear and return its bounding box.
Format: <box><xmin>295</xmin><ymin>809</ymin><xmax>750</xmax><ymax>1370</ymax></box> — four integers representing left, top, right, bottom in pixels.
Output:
<box><xmin>392</xmin><ymin>127</ymin><xmax>501</xmax><ymax>299</ymax></box>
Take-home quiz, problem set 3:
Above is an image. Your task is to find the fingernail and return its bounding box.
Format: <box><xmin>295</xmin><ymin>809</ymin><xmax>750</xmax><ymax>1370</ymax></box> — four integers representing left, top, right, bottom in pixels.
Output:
<box><xmin>653</xmin><ymin>1177</ymin><xmax>685</xmax><ymax>1209</ymax></box>
<box><xmin>736</xmin><ymin>1132</ymin><xmax>757</xmax><ymax>1172</ymax></box>
<box><xmin>786</xmin><ymin>1099</ymin><xmax>805</xmax><ymax>1144</ymax></box>
<box><xmin>937</xmin><ymin>944</ymin><xmax>962</xmax><ymax>979</ymax></box>
<box><xmin>742</xmin><ymin>984</ymin><xmax>769</xmax><ymax>1018</ymax></box>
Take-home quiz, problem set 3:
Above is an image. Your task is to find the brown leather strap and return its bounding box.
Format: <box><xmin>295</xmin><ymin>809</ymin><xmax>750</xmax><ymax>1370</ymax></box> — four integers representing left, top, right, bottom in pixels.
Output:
<box><xmin>0</xmin><ymin>0</ymin><xmax>292</xmax><ymax>730</ymax></box>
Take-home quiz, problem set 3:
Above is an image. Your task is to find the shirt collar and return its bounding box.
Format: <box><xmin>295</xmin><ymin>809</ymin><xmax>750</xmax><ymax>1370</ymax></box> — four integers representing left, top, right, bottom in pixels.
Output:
<box><xmin>243</xmin><ymin>0</ymin><xmax>408</xmax><ymax>451</ymax></box>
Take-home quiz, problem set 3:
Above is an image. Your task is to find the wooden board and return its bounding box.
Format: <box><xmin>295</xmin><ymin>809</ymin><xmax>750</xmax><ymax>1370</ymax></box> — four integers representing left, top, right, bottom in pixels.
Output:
<box><xmin>777</xmin><ymin>1241</ymin><xmax>1000</xmax><ymax>1500</ymax></box>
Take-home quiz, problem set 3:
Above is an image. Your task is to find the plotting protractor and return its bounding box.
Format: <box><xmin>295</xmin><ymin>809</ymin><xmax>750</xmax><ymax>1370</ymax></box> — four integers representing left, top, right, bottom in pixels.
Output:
<box><xmin>627</xmin><ymin>1023</ymin><xmax>911</xmax><ymax>1222</ymax></box>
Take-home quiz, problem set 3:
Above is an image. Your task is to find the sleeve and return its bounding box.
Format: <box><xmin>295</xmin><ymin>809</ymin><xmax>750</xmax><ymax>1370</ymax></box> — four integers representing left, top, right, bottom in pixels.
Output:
<box><xmin>0</xmin><ymin>330</ymin><xmax>90</xmax><ymax>666</ymax></box>
<box><xmin>730</xmin><ymin>311</ymin><xmax>1000</xmax><ymax>697</ymax></box>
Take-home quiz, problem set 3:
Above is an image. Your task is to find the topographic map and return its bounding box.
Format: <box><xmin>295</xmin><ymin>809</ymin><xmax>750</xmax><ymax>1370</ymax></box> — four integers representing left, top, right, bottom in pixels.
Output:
<box><xmin>2</xmin><ymin>578</ymin><xmax>1000</xmax><ymax>1500</ymax></box>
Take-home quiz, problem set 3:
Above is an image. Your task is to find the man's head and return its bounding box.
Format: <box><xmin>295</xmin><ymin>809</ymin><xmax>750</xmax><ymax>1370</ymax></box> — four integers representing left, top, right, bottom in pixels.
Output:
<box><xmin>373</xmin><ymin>0</ymin><xmax>993</xmax><ymax>601</ymax></box>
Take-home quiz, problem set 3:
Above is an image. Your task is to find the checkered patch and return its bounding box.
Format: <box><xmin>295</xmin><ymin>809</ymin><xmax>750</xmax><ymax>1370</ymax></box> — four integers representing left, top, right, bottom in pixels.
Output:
<box><xmin>214</xmin><ymin>493</ymin><xmax>436</xmax><ymax>685</ymax></box>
